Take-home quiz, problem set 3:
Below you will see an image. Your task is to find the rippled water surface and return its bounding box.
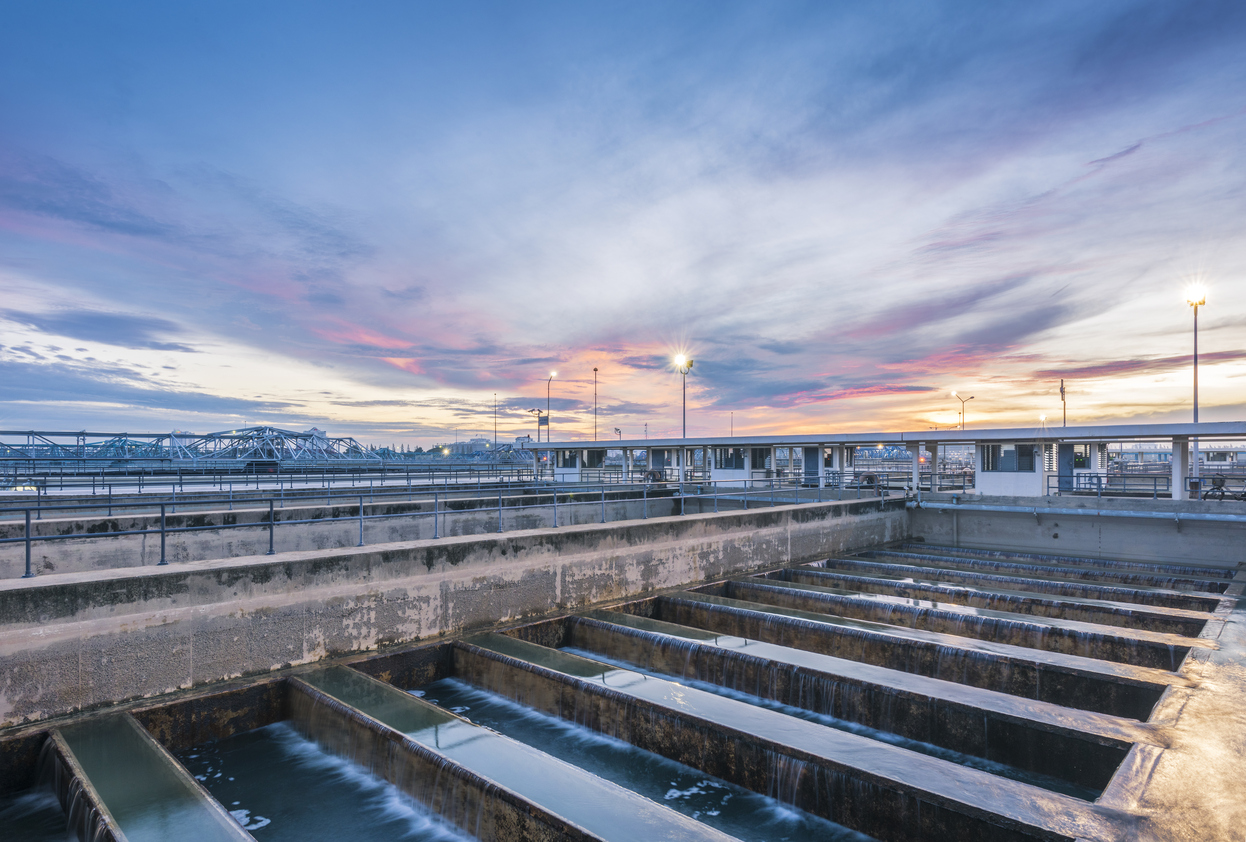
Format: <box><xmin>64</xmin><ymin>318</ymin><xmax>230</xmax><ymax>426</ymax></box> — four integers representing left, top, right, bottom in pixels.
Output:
<box><xmin>415</xmin><ymin>677</ymin><xmax>876</xmax><ymax>842</ymax></box>
<box><xmin>177</xmin><ymin>722</ymin><xmax>472</xmax><ymax>842</ymax></box>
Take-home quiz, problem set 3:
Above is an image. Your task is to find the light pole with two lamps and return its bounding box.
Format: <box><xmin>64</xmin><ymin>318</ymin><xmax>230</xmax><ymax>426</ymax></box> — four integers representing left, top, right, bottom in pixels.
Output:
<box><xmin>952</xmin><ymin>391</ymin><xmax>974</xmax><ymax>430</ymax></box>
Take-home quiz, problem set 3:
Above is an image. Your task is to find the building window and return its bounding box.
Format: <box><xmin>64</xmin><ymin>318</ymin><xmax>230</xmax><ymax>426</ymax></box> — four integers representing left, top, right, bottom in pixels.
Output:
<box><xmin>1073</xmin><ymin>444</ymin><xmax>1091</xmax><ymax>469</ymax></box>
<box><xmin>714</xmin><ymin>447</ymin><xmax>745</xmax><ymax>469</ymax></box>
<box><xmin>983</xmin><ymin>444</ymin><xmax>1036</xmax><ymax>472</ymax></box>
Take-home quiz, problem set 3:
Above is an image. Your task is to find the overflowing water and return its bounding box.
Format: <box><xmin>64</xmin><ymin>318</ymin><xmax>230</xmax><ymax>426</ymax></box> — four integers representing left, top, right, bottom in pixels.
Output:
<box><xmin>57</xmin><ymin>714</ymin><xmax>249</xmax><ymax>842</ymax></box>
<box><xmin>560</xmin><ymin>645</ymin><xmax>1100</xmax><ymax>800</ymax></box>
<box><xmin>414</xmin><ymin>677</ymin><xmax>876</xmax><ymax>842</ymax></box>
<box><xmin>0</xmin><ymin>789</ymin><xmax>74</xmax><ymax>842</ymax></box>
<box><xmin>177</xmin><ymin>722</ymin><xmax>473</xmax><ymax>842</ymax></box>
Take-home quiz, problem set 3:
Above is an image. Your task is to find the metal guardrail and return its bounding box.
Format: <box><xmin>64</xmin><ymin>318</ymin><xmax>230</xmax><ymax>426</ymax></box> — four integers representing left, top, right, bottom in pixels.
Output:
<box><xmin>1045</xmin><ymin>472</ymin><xmax>1246</xmax><ymax>500</ymax></box>
<box><xmin>1</xmin><ymin>464</ymin><xmax>537</xmax><ymax>495</ymax></box>
<box><xmin>3</xmin><ymin>477</ymin><xmax>891</xmax><ymax>579</ymax></box>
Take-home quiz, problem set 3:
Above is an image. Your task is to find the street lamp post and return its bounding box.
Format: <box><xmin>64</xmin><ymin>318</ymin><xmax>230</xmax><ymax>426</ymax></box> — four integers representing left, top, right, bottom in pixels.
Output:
<box><xmin>952</xmin><ymin>391</ymin><xmax>974</xmax><ymax>430</ymax></box>
<box><xmin>614</xmin><ymin>427</ymin><xmax>621</xmax><ymax>440</ymax></box>
<box><xmin>546</xmin><ymin>372</ymin><xmax>556</xmax><ymax>443</ymax></box>
<box><xmin>674</xmin><ymin>355</ymin><xmax>694</xmax><ymax>438</ymax></box>
<box><xmin>593</xmin><ymin>367</ymin><xmax>598</xmax><ymax>441</ymax></box>
<box><xmin>1187</xmin><ymin>285</ymin><xmax>1207</xmax><ymax>485</ymax></box>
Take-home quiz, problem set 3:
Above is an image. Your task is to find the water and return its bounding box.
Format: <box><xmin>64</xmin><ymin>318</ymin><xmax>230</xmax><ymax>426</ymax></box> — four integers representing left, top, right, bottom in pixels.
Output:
<box><xmin>57</xmin><ymin>714</ymin><xmax>250</xmax><ymax>842</ymax></box>
<box><xmin>299</xmin><ymin>665</ymin><xmax>736</xmax><ymax>842</ymax></box>
<box><xmin>414</xmin><ymin>677</ymin><xmax>875</xmax><ymax>842</ymax></box>
<box><xmin>177</xmin><ymin>721</ymin><xmax>473</xmax><ymax>842</ymax></box>
<box><xmin>0</xmin><ymin>789</ymin><xmax>74</xmax><ymax>842</ymax></box>
<box><xmin>561</xmin><ymin>645</ymin><xmax>1100</xmax><ymax>800</ymax></box>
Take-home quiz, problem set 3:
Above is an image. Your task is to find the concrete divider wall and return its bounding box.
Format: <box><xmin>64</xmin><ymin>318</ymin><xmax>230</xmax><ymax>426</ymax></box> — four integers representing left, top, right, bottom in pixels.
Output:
<box><xmin>0</xmin><ymin>498</ymin><xmax>907</xmax><ymax>727</ymax></box>
<box><xmin>910</xmin><ymin>494</ymin><xmax>1246</xmax><ymax>566</ymax></box>
<box><xmin>0</xmin><ymin>491</ymin><xmax>680</xmax><ymax>578</ymax></box>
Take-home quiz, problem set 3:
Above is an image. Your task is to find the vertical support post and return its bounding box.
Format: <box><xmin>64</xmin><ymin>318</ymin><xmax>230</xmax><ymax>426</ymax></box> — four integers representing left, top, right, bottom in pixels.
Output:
<box><xmin>268</xmin><ymin>500</ymin><xmax>276</xmax><ymax>554</ymax></box>
<box><xmin>498</xmin><ymin>488</ymin><xmax>504</xmax><ymax>533</ymax></box>
<box><xmin>172</xmin><ymin>484</ymin><xmax>177</xmax><ymax>514</ymax></box>
<box><xmin>601</xmin><ymin>487</ymin><xmax>606</xmax><ymax>524</ymax></box>
<box><xmin>23</xmin><ymin>510</ymin><xmax>33</xmax><ymax>578</ymax></box>
<box><xmin>358</xmin><ymin>496</ymin><xmax>365</xmax><ymax>546</ymax></box>
<box><xmin>771</xmin><ymin>478</ymin><xmax>775</xmax><ymax>507</ymax></box>
<box><xmin>36</xmin><ymin>486</ymin><xmax>42</xmax><ymax>520</ymax></box>
<box><xmin>552</xmin><ymin>489</ymin><xmax>558</xmax><ymax>527</ymax></box>
<box><xmin>643</xmin><ymin>486</ymin><xmax>648</xmax><ymax>519</ymax></box>
<box><xmin>108</xmin><ymin>486</ymin><xmax>113</xmax><ymax>516</ymax></box>
<box><xmin>714</xmin><ymin>481</ymin><xmax>718</xmax><ymax>513</ymax></box>
<box><xmin>159</xmin><ymin>503</ymin><xmax>168</xmax><ymax>565</ymax></box>
<box><xmin>433</xmin><ymin>492</ymin><xmax>439</xmax><ymax>539</ymax></box>
<box><xmin>680</xmin><ymin>482</ymin><xmax>685</xmax><ymax>516</ymax></box>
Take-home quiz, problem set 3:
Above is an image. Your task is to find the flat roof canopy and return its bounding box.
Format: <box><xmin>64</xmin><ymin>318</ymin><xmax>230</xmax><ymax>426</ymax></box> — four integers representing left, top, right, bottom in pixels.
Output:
<box><xmin>522</xmin><ymin>420</ymin><xmax>1246</xmax><ymax>451</ymax></box>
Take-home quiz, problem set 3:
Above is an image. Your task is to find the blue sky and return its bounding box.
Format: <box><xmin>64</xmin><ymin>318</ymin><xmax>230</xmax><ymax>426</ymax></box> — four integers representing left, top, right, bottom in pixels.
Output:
<box><xmin>2</xmin><ymin>1</ymin><xmax>1244</xmax><ymax>444</ymax></box>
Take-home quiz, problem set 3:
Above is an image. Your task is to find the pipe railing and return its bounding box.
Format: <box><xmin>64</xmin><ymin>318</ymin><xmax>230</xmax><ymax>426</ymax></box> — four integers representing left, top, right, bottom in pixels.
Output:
<box><xmin>4</xmin><ymin>477</ymin><xmax>899</xmax><ymax>578</ymax></box>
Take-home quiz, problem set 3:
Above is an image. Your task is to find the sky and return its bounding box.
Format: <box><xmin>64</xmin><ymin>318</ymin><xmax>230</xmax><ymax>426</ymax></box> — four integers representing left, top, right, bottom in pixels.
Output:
<box><xmin>1</xmin><ymin>0</ymin><xmax>1245</xmax><ymax>447</ymax></box>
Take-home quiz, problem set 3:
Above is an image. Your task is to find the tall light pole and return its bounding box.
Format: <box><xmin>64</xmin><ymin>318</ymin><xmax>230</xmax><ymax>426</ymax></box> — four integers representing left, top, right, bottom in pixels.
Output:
<box><xmin>674</xmin><ymin>355</ymin><xmax>694</xmax><ymax>438</ymax></box>
<box><xmin>952</xmin><ymin>391</ymin><xmax>974</xmax><ymax>430</ymax></box>
<box><xmin>546</xmin><ymin>372</ymin><xmax>556</xmax><ymax>443</ymax></box>
<box><xmin>593</xmin><ymin>367</ymin><xmax>598</xmax><ymax>441</ymax></box>
<box><xmin>493</xmin><ymin>393</ymin><xmax>497</xmax><ymax>449</ymax></box>
<box><xmin>614</xmin><ymin>427</ymin><xmax>621</xmax><ymax>440</ymax></box>
<box><xmin>1060</xmin><ymin>380</ymin><xmax>1066</xmax><ymax>427</ymax></box>
<box><xmin>1187</xmin><ymin>285</ymin><xmax>1207</xmax><ymax>484</ymax></box>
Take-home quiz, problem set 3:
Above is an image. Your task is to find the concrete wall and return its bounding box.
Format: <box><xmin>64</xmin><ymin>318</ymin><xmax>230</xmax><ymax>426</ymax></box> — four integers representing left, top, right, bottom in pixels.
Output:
<box><xmin>0</xmin><ymin>492</ymin><xmax>679</xmax><ymax>579</ymax></box>
<box><xmin>911</xmin><ymin>493</ymin><xmax>1246</xmax><ymax>567</ymax></box>
<box><xmin>0</xmin><ymin>497</ymin><xmax>907</xmax><ymax>727</ymax></box>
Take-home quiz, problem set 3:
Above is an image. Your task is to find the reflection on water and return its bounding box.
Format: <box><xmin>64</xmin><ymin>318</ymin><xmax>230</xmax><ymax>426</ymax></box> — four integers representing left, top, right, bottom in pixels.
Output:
<box><xmin>177</xmin><ymin>722</ymin><xmax>472</xmax><ymax>842</ymax></box>
<box><xmin>0</xmin><ymin>789</ymin><xmax>74</xmax><ymax>842</ymax></box>
<box><xmin>415</xmin><ymin>678</ymin><xmax>876</xmax><ymax>842</ymax></box>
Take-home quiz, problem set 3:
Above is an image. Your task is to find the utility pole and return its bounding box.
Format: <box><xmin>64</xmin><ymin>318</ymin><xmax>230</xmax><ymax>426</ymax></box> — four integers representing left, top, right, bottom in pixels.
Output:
<box><xmin>593</xmin><ymin>367</ymin><xmax>598</xmax><ymax>441</ymax></box>
<box><xmin>1060</xmin><ymin>379</ymin><xmax>1066</xmax><ymax>427</ymax></box>
<box><xmin>493</xmin><ymin>393</ymin><xmax>497</xmax><ymax>449</ymax></box>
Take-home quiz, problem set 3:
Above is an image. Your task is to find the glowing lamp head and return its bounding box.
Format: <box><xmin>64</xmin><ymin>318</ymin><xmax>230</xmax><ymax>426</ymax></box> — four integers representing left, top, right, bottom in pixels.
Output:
<box><xmin>1186</xmin><ymin>285</ymin><xmax>1207</xmax><ymax>307</ymax></box>
<box><xmin>1040</xmin><ymin>415</ymin><xmax>1047</xmax><ymax>422</ymax></box>
<box><xmin>549</xmin><ymin>371</ymin><xmax>556</xmax><ymax>378</ymax></box>
<box><xmin>951</xmin><ymin>391</ymin><xmax>958</xmax><ymax>397</ymax></box>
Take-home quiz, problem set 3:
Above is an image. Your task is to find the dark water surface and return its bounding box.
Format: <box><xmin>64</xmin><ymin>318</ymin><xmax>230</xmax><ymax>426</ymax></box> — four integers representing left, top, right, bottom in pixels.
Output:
<box><xmin>0</xmin><ymin>790</ymin><xmax>73</xmax><ymax>842</ymax></box>
<box><xmin>177</xmin><ymin>722</ymin><xmax>473</xmax><ymax>842</ymax></box>
<box><xmin>415</xmin><ymin>677</ymin><xmax>876</xmax><ymax>842</ymax></box>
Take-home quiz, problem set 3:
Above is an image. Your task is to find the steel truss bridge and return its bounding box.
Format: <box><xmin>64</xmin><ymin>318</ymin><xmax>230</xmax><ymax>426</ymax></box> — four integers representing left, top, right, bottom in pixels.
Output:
<box><xmin>0</xmin><ymin>427</ymin><xmax>530</xmax><ymax>469</ymax></box>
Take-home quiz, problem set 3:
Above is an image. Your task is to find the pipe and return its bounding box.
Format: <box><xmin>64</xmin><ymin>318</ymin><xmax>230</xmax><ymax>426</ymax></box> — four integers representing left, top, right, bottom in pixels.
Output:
<box><xmin>905</xmin><ymin>499</ymin><xmax>1246</xmax><ymax>524</ymax></box>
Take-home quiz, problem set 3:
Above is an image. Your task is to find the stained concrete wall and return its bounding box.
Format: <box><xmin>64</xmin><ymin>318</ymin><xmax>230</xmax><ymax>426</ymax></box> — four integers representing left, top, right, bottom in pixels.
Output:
<box><xmin>910</xmin><ymin>493</ymin><xmax>1246</xmax><ymax>567</ymax></box>
<box><xmin>0</xmin><ymin>492</ymin><xmax>679</xmax><ymax>579</ymax></box>
<box><xmin>0</xmin><ymin>497</ymin><xmax>907</xmax><ymax>727</ymax></box>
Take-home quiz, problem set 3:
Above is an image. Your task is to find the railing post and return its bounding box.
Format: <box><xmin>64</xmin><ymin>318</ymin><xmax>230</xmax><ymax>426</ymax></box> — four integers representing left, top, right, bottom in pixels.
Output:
<box><xmin>108</xmin><ymin>485</ymin><xmax>113</xmax><ymax>516</ymax></box>
<box><xmin>643</xmin><ymin>485</ymin><xmax>648</xmax><ymax>519</ymax></box>
<box><xmin>680</xmin><ymin>482</ymin><xmax>685</xmax><ymax>516</ymax></box>
<box><xmin>433</xmin><ymin>492</ymin><xmax>439</xmax><ymax>539</ymax></box>
<box><xmin>358</xmin><ymin>496</ymin><xmax>365</xmax><ymax>546</ymax></box>
<box><xmin>498</xmin><ymin>488</ymin><xmax>504</xmax><ymax>533</ymax></box>
<box><xmin>36</xmin><ymin>485</ymin><xmax>42</xmax><ymax>520</ymax></box>
<box><xmin>23</xmin><ymin>509</ymin><xmax>33</xmax><ymax>578</ymax></box>
<box><xmin>268</xmin><ymin>500</ymin><xmax>276</xmax><ymax>555</ymax></box>
<box><xmin>771</xmin><ymin>479</ymin><xmax>775</xmax><ymax>507</ymax></box>
<box><xmin>601</xmin><ymin>487</ymin><xmax>606</xmax><ymax>523</ymax></box>
<box><xmin>552</xmin><ymin>490</ymin><xmax>558</xmax><ymax>528</ymax></box>
<box><xmin>172</xmin><ymin>484</ymin><xmax>177</xmax><ymax>514</ymax></box>
<box><xmin>714</xmin><ymin>481</ymin><xmax>719</xmax><ymax>513</ymax></box>
<box><xmin>158</xmin><ymin>503</ymin><xmax>168</xmax><ymax>565</ymax></box>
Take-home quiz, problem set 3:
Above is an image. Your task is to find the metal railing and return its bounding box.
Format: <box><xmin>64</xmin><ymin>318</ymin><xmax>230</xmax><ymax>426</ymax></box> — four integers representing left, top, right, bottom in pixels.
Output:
<box><xmin>3</xmin><ymin>477</ymin><xmax>896</xmax><ymax>578</ymax></box>
<box><xmin>0</xmin><ymin>463</ymin><xmax>537</xmax><ymax>496</ymax></box>
<box><xmin>1046</xmin><ymin>473</ymin><xmax>1174</xmax><ymax>498</ymax></box>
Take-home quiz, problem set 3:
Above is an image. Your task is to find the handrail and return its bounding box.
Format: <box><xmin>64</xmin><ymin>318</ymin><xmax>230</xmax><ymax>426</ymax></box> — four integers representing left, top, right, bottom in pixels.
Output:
<box><xmin>906</xmin><ymin>499</ymin><xmax>1246</xmax><ymax>524</ymax></box>
<box><xmin>4</xmin><ymin>477</ymin><xmax>898</xmax><ymax>578</ymax></box>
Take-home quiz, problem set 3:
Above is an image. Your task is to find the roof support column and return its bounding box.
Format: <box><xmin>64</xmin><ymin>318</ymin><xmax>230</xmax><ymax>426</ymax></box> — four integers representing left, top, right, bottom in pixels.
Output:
<box><xmin>1172</xmin><ymin>437</ymin><xmax>1189</xmax><ymax>501</ymax></box>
